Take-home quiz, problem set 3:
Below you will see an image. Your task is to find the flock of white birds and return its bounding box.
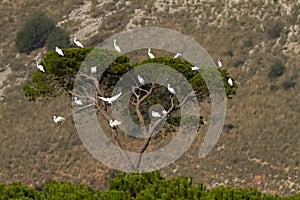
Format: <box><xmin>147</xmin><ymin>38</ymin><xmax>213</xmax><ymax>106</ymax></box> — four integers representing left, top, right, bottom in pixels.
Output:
<box><xmin>35</xmin><ymin>38</ymin><xmax>233</xmax><ymax>126</ymax></box>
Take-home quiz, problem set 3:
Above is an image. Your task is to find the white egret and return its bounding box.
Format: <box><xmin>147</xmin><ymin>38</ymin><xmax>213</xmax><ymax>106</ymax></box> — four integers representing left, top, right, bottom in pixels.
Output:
<box><xmin>113</xmin><ymin>39</ymin><xmax>121</xmax><ymax>53</ymax></box>
<box><xmin>74</xmin><ymin>37</ymin><xmax>84</xmax><ymax>48</ymax></box>
<box><xmin>36</xmin><ymin>62</ymin><xmax>45</xmax><ymax>72</ymax></box>
<box><xmin>55</xmin><ymin>47</ymin><xmax>64</xmax><ymax>56</ymax></box>
<box><xmin>109</xmin><ymin>119</ymin><xmax>121</xmax><ymax>127</ymax></box>
<box><xmin>74</xmin><ymin>97</ymin><xmax>83</xmax><ymax>105</ymax></box>
<box><xmin>137</xmin><ymin>75</ymin><xmax>145</xmax><ymax>85</ymax></box>
<box><xmin>228</xmin><ymin>78</ymin><xmax>233</xmax><ymax>86</ymax></box>
<box><xmin>53</xmin><ymin>116</ymin><xmax>65</xmax><ymax>123</ymax></box>
<box><xmin>98</xmin><ymin>92</ymin><xmax>122</xmax><ymax>104</ymax></box>
<box><xmin>167</xmin><ymin>84</ymin><xmax>176</xmax><ymax>95</ymax></box>
<box><xmin>173</xmin><ymin>52</ymin><xmax>181</xmax><ymax>58</ymax></box>
<box><xmin>147</xmin><ymin>48</ymin><xmax>155</xmax><ymax>58</ymax></box>
<box><xmin>217</xmin><ymin>58</ymin><xmax>222</xmax><ymax>68</ymax></box>
<box><xmin>91</xmin><ymin>66</ymin><xmax>97</xmax><ymax>74</ymax></box>
<box><xmin>191</xmin><ymin>66</ymin><xmax>200</xmax><ymax>71</ymax></box>
<box><xmin>151</xmin><ymin>111</ymin><xmax>161</xmax><ymax>118</ymax></box>
<box><xmin>162</xmin><ymin>109</ymin><xmax>167</xmax><ymax>116</ymax></box>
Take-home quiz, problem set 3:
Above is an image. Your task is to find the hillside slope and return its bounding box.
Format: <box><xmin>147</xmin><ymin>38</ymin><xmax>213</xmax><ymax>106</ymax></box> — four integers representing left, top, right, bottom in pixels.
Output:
<box><xmin>0</xmin><ymin>0</ymin><xmax>299</xmax><ymax>195</ymax></box>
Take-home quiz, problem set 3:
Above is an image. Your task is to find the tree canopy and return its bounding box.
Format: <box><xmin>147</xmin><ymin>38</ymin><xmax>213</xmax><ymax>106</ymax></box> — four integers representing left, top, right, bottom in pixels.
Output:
<box><xmin>23</xmin><ymin>47</ymin><xmax>238</xmax><ymax>170</ymax></box>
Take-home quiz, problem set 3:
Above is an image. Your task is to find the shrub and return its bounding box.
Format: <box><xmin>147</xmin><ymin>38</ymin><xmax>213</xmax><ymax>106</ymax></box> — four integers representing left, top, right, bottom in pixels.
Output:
<box><xmin>15</xmin><ymin>12</ymin><xmax>55</xmax><ymax>54</ymax></box>
<box><xmin>233</xmin><ymin>59</ymin><xmax>245</xmax><ymax>68</ymax></box>
<box><xmin>269</xmin><ymin>84</ymin><xmax>279</xmax><ymax>92</ymax></box>
<box><xmin>45</xmin><ymin>27</ymin><xmax>71</xmax><ymax>50</ymax></box>
<box><xmin>266</xmin><ymin>19</ymin><xmax>284</xmax><ymax>39</ymax></box>
<box><xmin>282</xmin><ymin>80</ymin><xmax>296</xmax><ymax>90</ymax></box>
<box><xmin>267</xmin><ymin>58</ymin><xmax>285</xmax><ymax>79</ymax></box>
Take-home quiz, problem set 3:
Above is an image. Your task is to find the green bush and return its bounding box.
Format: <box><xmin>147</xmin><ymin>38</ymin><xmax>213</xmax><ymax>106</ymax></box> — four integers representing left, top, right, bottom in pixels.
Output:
<box><xmin>267</xmin><ymin>58</ymin><xmax>285</xmax><ymax>79</ymax></box>
<box><xmin>15</xmin><ymin>12</ymin><xmax>55</xmax><ymax>54</ymax></box>
<box><xmin>45</xmin><ymin>27</ymin><xmax>71</xmax><ymax>50</ymax></box>
<box><xmin>0</xmin><ymin>171</ymin><xmax>298</xmax><ymax>199</ymax></box>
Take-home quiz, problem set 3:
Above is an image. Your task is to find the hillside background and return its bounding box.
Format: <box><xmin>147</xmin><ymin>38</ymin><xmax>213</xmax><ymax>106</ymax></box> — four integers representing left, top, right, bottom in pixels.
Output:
<box><xmin>0</xmin><ymin>0</ymin><xmax>299</xmax><ymax>196</ymax></box>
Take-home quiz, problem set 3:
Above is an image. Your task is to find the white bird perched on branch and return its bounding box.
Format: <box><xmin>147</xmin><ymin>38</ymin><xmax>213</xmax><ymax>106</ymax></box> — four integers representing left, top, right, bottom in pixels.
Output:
<box><xmin>162</xmin><ymin>109</ymin><xmax>167</xmax><ymax>116</ymax></box>
<box><xmin>113</xmin><ymin>39</ymin><xmax>121</xmax><ymax>53</ymax></box>
<box><xmin>55</xmin><ymin>47</ymin><xmax>64</xmax><ymax>56</ymax></box>
<box><xmin>167</xmin><ymin>84</ymin><xmax>176</xmax><ymax>95</ymax></box>
<box><xmin>98</xmin><ymin>92</ymin><xmax>122</xmax><ymax>104</ymax></box>
<box><xmin>91</xmin><ymin>66</ymin><xmax>97</xmax><ymax>74</ymax></box>
<box><xmin>53</xmin><ymin>116</ymin><xmax>65</xmax><ymax>123</ymax></box>
<box><xmin>147</xmin><ymin>48</ymin><xmax>155</xmax><ymax>58</ymax></box>
<box><xmin>173</xmin><ymin>52</ymin><xmax>181</xmax><ymax>58</ymax></box>
<box><xmin>217</xmin><ymin>58</ymin><xmax>222</xmax><ymax>68</ymax></box>
<box><xmin>151</xmin><ymin>111</ymin><xmax>162</xmax><ymax>118</ymax></box>
<box><xmin>74</xmin><ymin>37</ymin><xmax>84</xmax><ymax>48</ymax></box>
<box><xmin>74</xmin><ymin>97</ymin><xmax>83</xmax><ymax>105</ymax></box>
<box><xmin>191</xmin><ymin>65</ymin><xmax>200</xmax><ymax>71</ymax></box>
<box><xmin>137</xmin><ymin>75</ymin><xmax>145</xmax><ymax>85</ymax></box>
<box><xmin>228</xmin><ymin>78</ymin><xmax>233</xmax><ymax>86</ymax></box>
<box><xmin>109</xmin><ymin>119</ymin><xmax>121</xmax><ymax>127</ymax></box>
<box><xmin>36</xmin><ymin>62</ymin><xmax>45</xmax><ymax>72</ymax></box>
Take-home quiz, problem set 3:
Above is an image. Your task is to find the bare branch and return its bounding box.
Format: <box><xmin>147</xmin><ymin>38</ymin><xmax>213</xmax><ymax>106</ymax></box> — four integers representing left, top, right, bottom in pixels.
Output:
<box><xmin>176</xmin><ymin>90</ymin><xmax>195</xmax><ymax>108</ymax></box>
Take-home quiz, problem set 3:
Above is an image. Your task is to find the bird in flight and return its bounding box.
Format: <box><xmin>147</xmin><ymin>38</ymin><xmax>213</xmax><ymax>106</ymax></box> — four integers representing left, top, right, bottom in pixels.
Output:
<box><xmin>53</xmin><ymin>116</ymin><xmax>65</xmax><ymax>123</ymax></box>
<box><xmin>36</xmin><ymin>62</ymin><xmax>45</xmax><ymax>72</ymax></box>
<box><xmin>98</xmin><ymin>92</ymin><xmax>122</xmax><ymax>104</ymax></box>
<box><xmin>109</xmin><ymin>119</ymin><xmax>121</xmax><ymax>127</ymax></box>
<box><xmin>74</xmin><ymin>38</ymin><xmax>84</xmax><ymax>48</ymax></box>
<box><xmin>55</xmin><ymin>47</ymin><xmax>64</xmax><ymax>56</ymax></box>
<box><xmin>147</xmin><ymin>48</ymin><xmax>155</xmax><ymax>58</ymax></box>
<box><xmin>113</xmin><ymin>39</ymin><xmax>121</xmax><ymax>53</ymax></box>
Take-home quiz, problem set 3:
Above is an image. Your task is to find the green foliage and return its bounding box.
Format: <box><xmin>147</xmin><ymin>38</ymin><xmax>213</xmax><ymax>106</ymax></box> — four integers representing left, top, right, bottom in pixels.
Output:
<box><xmin>136</xmin><ymin>57</ymin><xmax>237</xmax><ymax>99</ymax></box>
<box><xmin>281</xmin><ymin>80</ymin><xmax>296</xmax><ymax>90</ymax></box>
<box><xmin>23</xmin><ymin>47</ymin><xmax>94</xmax><ymax>101</ymax></box>
<box><xmin>45</xmin><ymin>27</ymin><xmax>71</xmax><ymax>50</ymax></box>
<box><xmin>267</xmin><ymin>58</ymin><xmax>285</xmax><ymax>80</ymax></box>
<box><xmin>15</xmin><ymin>12</ymin><xmax>55</xmax><ymax>54</ymax></box>
<box><xmin>24</xmin><ymin>49</ymin><xmax>237</xmax><ymax>102</ymax></box>
<box><xmin>0</xmin><ymin>171</ymin><xmax>298</xmax><ymax>199</ymax></box>
<box><xmin>266</xmin><ymin>19</ymin><xmax>284</xmax><ymax>39</ymax></box>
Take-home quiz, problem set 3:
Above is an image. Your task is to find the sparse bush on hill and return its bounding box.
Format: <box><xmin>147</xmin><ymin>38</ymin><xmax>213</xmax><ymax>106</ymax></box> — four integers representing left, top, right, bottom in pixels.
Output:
<box><xmin>15</xmin><ymin>12</ymin><xmax>55</xmax><ymax>54</ymax></box>
<box><xmin>266</xmin><ymin>19</ymin><xmax>284</xmax><ymax>39</ymax></box>
<box><xmin>281</xmin><ymin>80</ymin><xmax>296</xmax><ymax>90</ymax></box>
<box><xmin>269</xmin><ymin>84</ymin><xmax>280</xmax><ymax>92</ymax></box>
<box><xmin>267</xmin><ymin>58</ymin><xmax>285</xmax><ymax>79</ymax></box>
<box><xmin>289</xmin><ymin>4</ymin><xmax>300</xmax><ymax>27</ymax></box>
<box><xmin>45</xmin><ymin>27</ymin><xmax>71</xmax><ymax>50</ymax></box>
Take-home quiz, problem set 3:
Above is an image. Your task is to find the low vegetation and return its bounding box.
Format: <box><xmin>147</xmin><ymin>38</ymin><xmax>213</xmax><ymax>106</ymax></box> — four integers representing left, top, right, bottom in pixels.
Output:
<box><xmin>15</xmin><ymin>11</ymin><xmax>70</xmax><ymax>54</ymax></box>
<box><xmin>0</xmin><ymin>171</ymin><xmax>299</xmax><ymax>199</ymax></box>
